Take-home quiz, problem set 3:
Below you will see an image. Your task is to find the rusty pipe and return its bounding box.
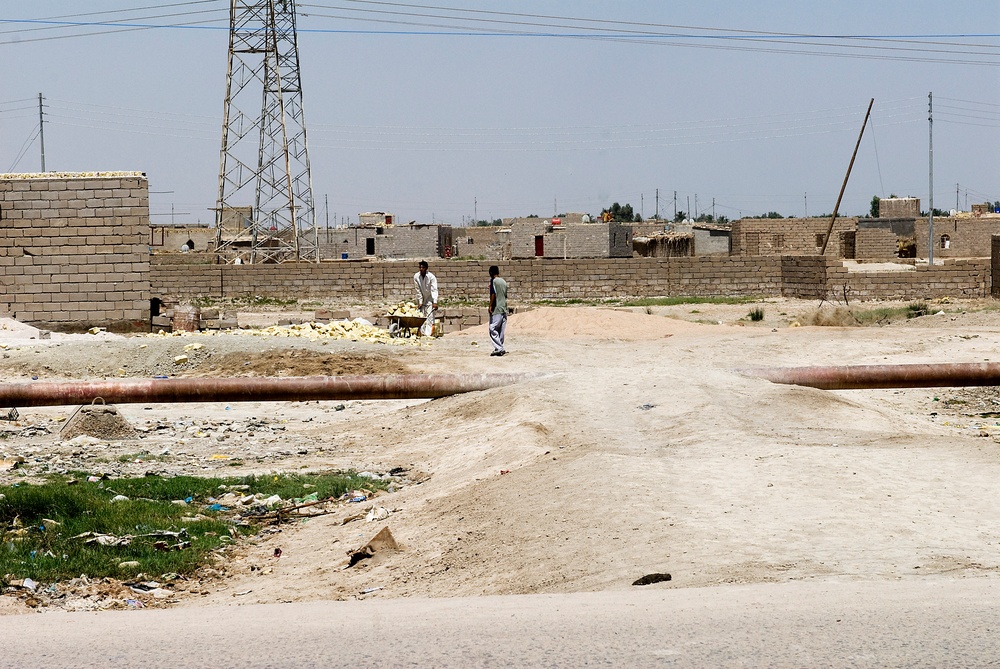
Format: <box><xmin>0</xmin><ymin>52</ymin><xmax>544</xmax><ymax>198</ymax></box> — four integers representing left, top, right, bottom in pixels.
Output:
<box><xmin>739</xmin><ymin>363</ymin><xmax>1000</xmax><ymax>390</ymax></box>
<box><xmin>0</xmin><ymin>373</ymin><xmax>536</xmax><ymax>408</ymax></box>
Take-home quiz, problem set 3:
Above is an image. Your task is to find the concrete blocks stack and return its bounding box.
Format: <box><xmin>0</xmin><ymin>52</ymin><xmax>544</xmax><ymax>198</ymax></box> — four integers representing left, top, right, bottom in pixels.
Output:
<box><xmin>0</xmin><ymin>172</ymin><xmax>150</xmax><ymax>327</ymax></box>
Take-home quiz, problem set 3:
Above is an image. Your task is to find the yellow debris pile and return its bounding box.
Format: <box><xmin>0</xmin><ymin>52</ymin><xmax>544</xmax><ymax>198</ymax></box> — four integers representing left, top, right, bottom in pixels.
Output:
<box><xmin>387</xmin><ymin>302</ymin><xmax>423</xmax><ymax>317</ymax></box>
<box><xmin>145</xmin><ymin>320</ymin><xmax>424</xmax><ymax>346</ymax></box>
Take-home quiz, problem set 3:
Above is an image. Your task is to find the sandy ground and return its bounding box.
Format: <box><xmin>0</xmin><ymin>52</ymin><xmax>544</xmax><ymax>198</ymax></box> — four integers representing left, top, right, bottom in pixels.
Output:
<box><xmin>3</xmin><ymin>296</ymin><xmax>1000</xmax><ymax>612</ymax></box>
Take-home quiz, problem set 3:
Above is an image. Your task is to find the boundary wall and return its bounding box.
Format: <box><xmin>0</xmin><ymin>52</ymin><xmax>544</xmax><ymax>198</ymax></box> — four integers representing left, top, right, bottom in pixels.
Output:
<box><xmin>0</xmin><ymin>172</ymin><xmax>150</xmax><ymax>328</ymax></box>
<box><xmin>151</xmin><ymin>255</ymin><xmax>991</xmax><ymax>304</ymax></box>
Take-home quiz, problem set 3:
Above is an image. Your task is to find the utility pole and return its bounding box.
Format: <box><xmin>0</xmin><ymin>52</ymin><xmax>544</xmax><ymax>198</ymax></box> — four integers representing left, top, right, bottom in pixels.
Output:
<box><xmin>804</xmin><ymin>192</ymin><xmax>808</xmax><ymax>218</ymax></box>
<box><xmin>655</xmin><ymin>188</ymin><xmax>659</xmax><ymax>220</ymax></box>
<box><xmin>928</xmin><ymin>92</ymin><xmax>934</xmax><ymax>266</ymax></box>
<box><xmin>38</xmin><ymin>93</ymin><xmax>46</xmax><ymax>172</ymax></box>
<box><xmin>325</xmin><ymin>194</ymin><xmax>329</xmax><ymax>228</ymax></box>
<box><xmin>641</xmin><ymin>194</ymin><xmax>644</xmax><ymax>219</ymax></box>
<box><xmin>474</xmin><ymin>197</ymin><xmax>477</xmax><ymax>224</ymax></box>
<box><xmin>712</xmin><ymin>198</ymin><xmax>715</xmax><ymax>220</ymax></box>
<box><xmin>686</xmin><ymin>196</ymin><xmax>690</xmax><ymax>221</ymax></box>
<box><xmin>673</xmin><ymin>191</ymin><xmax>677</xmax><ymax>221</ymax></box>
<box><xmin>956</xmin><ymin>183</ymin><xmax>959</xmax><ymax>212</ymax></box>
<box><xmin>215</xmin><ymin>0</ymin><xmax>318</xmax><ymax>263</ymax></box>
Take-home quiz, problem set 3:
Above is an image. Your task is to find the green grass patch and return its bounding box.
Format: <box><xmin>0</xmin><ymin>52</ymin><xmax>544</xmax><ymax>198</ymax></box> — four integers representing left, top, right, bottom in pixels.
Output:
<box><xmin>0</xmin><ymin>471</ymin><xmax>383</xmax><ymax>583</ymax></box>
<box><xmin>748</xmin><ymin>307</ymin><xmax>765</xmax><ymax>322</ymax></box>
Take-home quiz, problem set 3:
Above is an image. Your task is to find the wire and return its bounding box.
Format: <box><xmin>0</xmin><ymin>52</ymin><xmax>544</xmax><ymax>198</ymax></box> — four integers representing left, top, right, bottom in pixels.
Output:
<box><xmin>868</xmin><ymin>117</ymin><xmax>886</xmax><ymax>199</ymax></box>
<box><xmin>7</xmin><ymin>125</ymin><xmax>40</xmax><ymax>173</ymax></box>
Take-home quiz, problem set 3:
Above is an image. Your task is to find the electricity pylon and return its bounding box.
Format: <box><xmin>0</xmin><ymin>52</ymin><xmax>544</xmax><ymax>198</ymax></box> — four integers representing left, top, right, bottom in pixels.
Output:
<box><xmin>215</xmin><ymin>0</ymin><xmax>318</xmax><ymax>263</ymax></box>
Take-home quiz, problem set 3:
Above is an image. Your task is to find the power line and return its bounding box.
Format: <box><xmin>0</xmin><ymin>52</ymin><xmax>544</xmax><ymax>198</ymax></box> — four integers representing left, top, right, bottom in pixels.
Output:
<box><xmin>6</xmin><ymin>125</ymin><xmax>40</xmax><ymax>173</ymax></box>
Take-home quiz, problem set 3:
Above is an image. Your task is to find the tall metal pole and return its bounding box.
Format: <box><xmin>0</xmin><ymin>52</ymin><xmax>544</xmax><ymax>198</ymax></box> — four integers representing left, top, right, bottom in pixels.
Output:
<box><xmin>38</xmin><ymin>93</ymin><xmax>45</xmax><ymax>173</ymax></box>
<box><xmin>819</xmin><ymin>98</ymin><xmax>874</xmax><ymax>255</ymax></box>
<box><xmin>215</xmin><ymin>0</ymin><xmax>318</xmax><ymax>264</ymax></box>
<box><xmin>928</xmin><ymin>92</ymin><xmax>934</xmax><ymax>266</ymax></box>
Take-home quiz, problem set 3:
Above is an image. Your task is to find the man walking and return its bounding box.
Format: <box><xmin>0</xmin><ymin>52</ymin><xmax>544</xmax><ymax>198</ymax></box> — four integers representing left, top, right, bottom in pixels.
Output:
<box><xmin>488</xmin><ymin>265</ymin><xmax>508</xmax><ymax>356</ymax></box>
<box><xmin>414</xmin><ymin>260</ymin><xmax>438</xmax><ymax>336</ymax></box>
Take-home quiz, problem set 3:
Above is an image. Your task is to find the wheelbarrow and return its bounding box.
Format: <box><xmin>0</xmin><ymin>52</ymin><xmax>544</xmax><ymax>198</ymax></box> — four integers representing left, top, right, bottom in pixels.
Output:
<box><xmin>388</xmin><ymin>314</ymin><xmax>427</xmax><ymax>338</ymax></box>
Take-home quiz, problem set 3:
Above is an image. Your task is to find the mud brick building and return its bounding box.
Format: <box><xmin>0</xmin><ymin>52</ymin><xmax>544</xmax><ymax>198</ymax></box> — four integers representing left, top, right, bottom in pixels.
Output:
<box><xmin>0</xmin><ymin>172</ymin><xmax>150</xmax><ymax>328</ymax></box>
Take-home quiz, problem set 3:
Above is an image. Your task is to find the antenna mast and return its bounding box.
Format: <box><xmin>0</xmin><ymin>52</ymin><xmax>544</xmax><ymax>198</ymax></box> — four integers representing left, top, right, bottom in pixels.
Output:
<box><xmin>215</xmin><ymin>0</ymin><xmax>318</xmax><ymax>263</ymax></box>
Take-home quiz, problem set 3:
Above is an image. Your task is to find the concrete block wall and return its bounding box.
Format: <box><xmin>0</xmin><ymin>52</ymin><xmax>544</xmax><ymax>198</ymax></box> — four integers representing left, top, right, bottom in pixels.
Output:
<box><xmin>993</xmin><ymin>236</ymin><xmax>1000</xmax><ymax>298</ymax></box>
<box><xmin>914</xmin><ymin>218</ymin><xmax>1000</xmax><ymax>258</ymax></box>
<box><xmin>150</xmin><ymin>224</ymin><xmax>215</xmax><ymax>252</ymax></box>
<box><xmin>151</xmin><ymin>254</ymin><xmax>992</xmax><ymax>306</ymax></box>
<box><xmin>451</xmin><ymin>226</ymin><xmax>507</xmax><ymax>259</ymax></box>
<box><xmin>855</xmin><ymin>228</ymin><xmax>898</xmax><ymax>259</ymax></box>
<box><xmin>731</xmin><ymin>217</ymin><xmax>859</xmax><ymax>256</ymax></box>
<box><xmin>827</xmin><ymin>259</ymin><xmax>989</xmax><ymax>301</ymax></box>
<box><xmin>879</xmin><ymin>198</ymin><xmax>920</xmax><ymax>218</ymax></box>
<box><xmin>0</xmin><ymin>172</ymin><xmax>150</xmax><ymax>327</ymax></box>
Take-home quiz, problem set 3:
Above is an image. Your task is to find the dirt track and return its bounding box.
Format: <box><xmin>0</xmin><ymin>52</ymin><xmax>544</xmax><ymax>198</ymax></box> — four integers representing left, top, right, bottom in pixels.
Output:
<box><xmin>4</xmin><ymin>297</ymin><xmax>1000</xmax><ymax>612</ymax></box>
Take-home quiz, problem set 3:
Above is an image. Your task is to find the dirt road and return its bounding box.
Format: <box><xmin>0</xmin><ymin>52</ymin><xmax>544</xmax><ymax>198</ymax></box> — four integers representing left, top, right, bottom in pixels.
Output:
<box><xmin>2</xmin><ymin>298</ymin><xmax>1000</xmax><ymax>611</ymax></box>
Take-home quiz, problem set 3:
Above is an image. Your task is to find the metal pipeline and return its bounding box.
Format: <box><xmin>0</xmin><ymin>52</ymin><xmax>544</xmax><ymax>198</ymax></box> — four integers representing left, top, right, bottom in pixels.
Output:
<box><xmin>0</xmin><ymin>373</ymin><xmax>536</xmax><ymax>408</ymax></box>
<box><xmin>739</xmin><ymin>362</ymin><xmax>1000</xmax><ymax>390</ymax></box>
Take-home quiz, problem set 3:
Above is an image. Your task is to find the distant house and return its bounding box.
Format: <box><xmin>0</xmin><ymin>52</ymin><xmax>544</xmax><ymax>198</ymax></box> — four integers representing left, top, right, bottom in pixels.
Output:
<box><xmin>358</xmin><ymin>212</ymin><xmax>395</xmax><ymax>227</ymax></box>
<box><xmin>318</xmin><ymin>223</ymin><xmax>452</xmax><ymax>260</ymax></box>
<box><xmin>507</xmin><ymin>217</ymin><xmax>632</xmax><ymax>258</ymax></box>
<box><xmin>878</xmin><ymin>197</ymin><xmax>920</xmax><ymax>219</ymax></box>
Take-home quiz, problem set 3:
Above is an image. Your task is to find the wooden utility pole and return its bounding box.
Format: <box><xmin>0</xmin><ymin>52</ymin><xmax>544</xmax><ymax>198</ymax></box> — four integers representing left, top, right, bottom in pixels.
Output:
<box><xmin>820</xmin><ymin>98</ymin><xmax>874</xmax><ymax>255</ymax></box>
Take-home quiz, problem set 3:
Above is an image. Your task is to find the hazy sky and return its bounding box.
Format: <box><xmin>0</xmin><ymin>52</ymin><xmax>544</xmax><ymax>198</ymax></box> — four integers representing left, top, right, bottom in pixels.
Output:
<box><xmin>2</xmin><ymin>1</ymin><xmax>999</xmax><ymax>226</ymax></box>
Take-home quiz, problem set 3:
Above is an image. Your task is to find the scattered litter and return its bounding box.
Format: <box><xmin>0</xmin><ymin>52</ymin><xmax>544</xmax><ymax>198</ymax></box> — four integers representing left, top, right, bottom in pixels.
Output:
<box><xmin>126</xmin><ymin>599</ymin><xmax>144</xmax><ymax>609</ymax></box>
<box><xmin>22</xmin><ymin>578</ymin><xmax>37</xmax><ymax>592</ymax></box>
<box><xmin>365</xmin><ymin>506</ymin><xmax>390</xmax><ymax>522</ymax></box>
<box><xmin>110</xmin><ymin>495</ymin><xmax>130</xmax><ymax>503</ymax></box>
<box><xmin>360</xmin><ymin>586</ymin><xmax>383</xmax><ymax>595</ymax></box>
<box><xmin>637</xmin><ymin>403</ymin><xmax>655</xmax><ymax>411</ymax></box>
<box><xmin>500</xmin><ymin>470</ymin><xmax>510</xmax><ymax>475</ymax></box>
<box><xmin>73</xmin><ymin>531</ymin><xmax>133</xmax><ymax>547</ymax></box>
<box><xmin>347</xmin><ymin>526</ymin><xmax>399</xmax><ymax>567</ymax></box>
<box><xmin>273</xmin><ymin>548</ymin><xmax>282</xmax><ymax>558</ymax></box>
<box><xmin>118</xmin><ymin>561</ymin><xmax>141</xmax><ymax>570</ymax></box>
<box><xmin>234</xmin><ymin>590</ymin><xmax>253</xmax><ymax>597</ymax></box>
<box><xmin>632</xmin><ymin>573</ymin><xmax>672</xmax><ymax>586</ymax></box>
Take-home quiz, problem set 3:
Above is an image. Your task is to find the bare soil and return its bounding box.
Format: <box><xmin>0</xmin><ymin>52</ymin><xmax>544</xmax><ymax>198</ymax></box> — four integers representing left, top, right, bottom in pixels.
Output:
<box><xmin>4</xmin><ymin>296</ymin><xmax>1000</xmax><ymax>613</ymax></box>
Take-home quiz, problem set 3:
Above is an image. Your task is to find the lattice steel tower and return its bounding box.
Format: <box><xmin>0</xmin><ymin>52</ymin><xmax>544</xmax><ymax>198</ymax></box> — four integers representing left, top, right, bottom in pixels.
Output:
<box><xmin>215</xmin><ymin>0</ymin><xmax>318</xmax><ymax>263</ymax></box>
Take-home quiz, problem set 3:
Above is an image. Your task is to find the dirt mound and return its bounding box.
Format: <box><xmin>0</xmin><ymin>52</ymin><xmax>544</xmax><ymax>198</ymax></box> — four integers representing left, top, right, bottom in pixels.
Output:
<box><xmin>498</xmin><ymin>307</ymin><xmax>703</xmax><ymax>340</ymax></box>
<box><xmin>185</xmin><ymin>350</ymin><xmax>411</xmax><ymax>377</ymax></box>
<box><xmin>59</xmin><ymin>405</ymin><xmax>138</xmax><ymax>441</ymax></box>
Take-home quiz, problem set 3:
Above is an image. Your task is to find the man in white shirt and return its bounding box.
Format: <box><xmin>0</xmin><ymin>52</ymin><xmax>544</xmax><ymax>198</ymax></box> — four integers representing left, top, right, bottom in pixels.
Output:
<box><xmin>413</xmin><ymin>260</ymin><xmax>438</xmax><ymax>336</ymax></box>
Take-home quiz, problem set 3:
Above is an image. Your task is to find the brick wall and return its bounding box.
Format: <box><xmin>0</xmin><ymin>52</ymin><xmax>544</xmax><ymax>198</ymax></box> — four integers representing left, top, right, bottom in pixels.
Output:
<box><xmin>151</xmin><ymin>254</ymin><xmax>991</xmax><ymax>305</ymax></box>
<box><xmin>855</xmin><ymin>228</ymin><xmax>898</xmax><ymax>259</ymax></box>
<box><xmin>150</xmin><ymin>224</ymin><xmax>215</xmax><ymax>253</ymax></box>
<box><xmin>914</xmin><ymin>218</ymin><xmax>1000</xmax><ymax>258</ymax></box>
<box><xmin>451</xmin><ymin>226</ymin><xmax>507</xmax><ymax>259</ymax></box>
<box><xmin>828</xmin><ymin>259</ymin><xmax>988</xmax><ymax>301</ymax></box>
<box><xmin>731</xmin><ymin>217</ymin><xmax>859</xmax><ymax>256</ymax></box>
<box><xmin>879</xmin><ymin>198</ymin><xmax>920</xmax><ymax>218</ymax></box>
<box><xmin>0</xmin><ymin>172</ymin><xmax>150</xmax><ymax>327</ymax></box>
